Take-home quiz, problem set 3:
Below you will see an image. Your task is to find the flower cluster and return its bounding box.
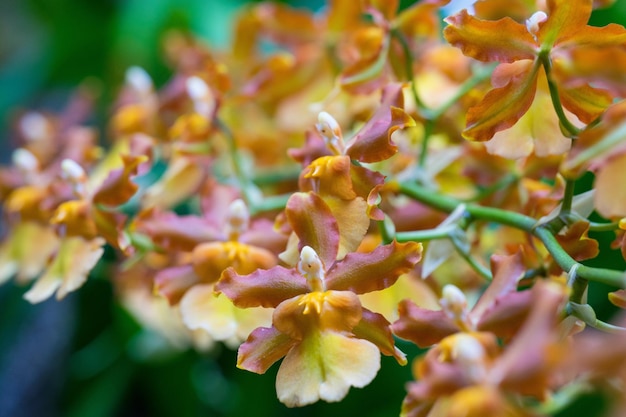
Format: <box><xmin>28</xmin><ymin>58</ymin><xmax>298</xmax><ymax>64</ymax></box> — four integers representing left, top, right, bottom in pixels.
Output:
<box><xmin>2</xmin><ymin>0</ymin><xmax>626</xmax><ymax>415</ymax></box>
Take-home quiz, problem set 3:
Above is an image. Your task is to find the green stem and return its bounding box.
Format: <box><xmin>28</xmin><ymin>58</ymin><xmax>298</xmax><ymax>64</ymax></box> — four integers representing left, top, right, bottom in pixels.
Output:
<box><xmin>462</xmin><ymin>173</ymin><xmax>518</xmax><ymax>202</ymax></box>
<box><xmin>391</xmin><ymin>29</ymin><xmax>428</xmax><ymax>114</ymax></box>
<box><xmin>396</xmin><ymin>225</ymin><xmax>458</xmax><ymax>242</ymax></box>
<box><xmin>539</xmin><ymin>52</ymin><xmax>581</xmax><ymax>137</ymax></box>
<box><xmin>398</xmin><ymin>181</ymin><xmax>626</xmax><ymax>288</ymax></box>
<box><xmin>588</xmin><ymin>221</ymin><xmax>621</xmax><ymax>232</ymax></box>
<box><xmin>560</xmin><ymin>178</ymin><xmax>576</xmax><ymax>215</ymax></box>
<box><xmin>449</xmin><ymin>236</ymin><xmax>493</xmax><ymax>281</ymax></box>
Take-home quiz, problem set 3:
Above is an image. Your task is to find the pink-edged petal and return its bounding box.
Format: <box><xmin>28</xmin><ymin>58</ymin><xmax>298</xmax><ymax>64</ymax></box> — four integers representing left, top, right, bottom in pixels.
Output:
<box><xmin>444</xmin><ymin>10</ymin><xmax>537</xmax><ymax>63</ymax></box>
<box><xmin>154</xmin><ymin>265</ymin><xmax>200</xmax><ymax>305</ymax></box>
<box><xmin>490</xmin><ymin>280</ymin><xmax>568</xmax><ymax>397</ymax></box>
<box><xmin>464</xmin><ymin>61</ymin><xmax>539</xmax><ymax>142</ymax></box>
<box><xmin>273</xmin><ymin>291</ymin><xmax>362</xmax><ymax>340</ymax></box>
<box><xmin>392</xmin><ymin>299</ymin><xmax>459</xmax><ymax>348</ymax></box>
<box><xmin>237</xmin><ymin>326</ymin><xmax>297</xmax><ymax>374</ymax></box>
<box><xmin>216</xmin><ymin>265</ymin><xmax>308</xmax><ymax>308</ymax></box>
<box><xmin>469</xmin><ymin>252</ymin><xmax>525</xmax><ymax>325</ymax></box>
<box><xmin>325</xmin><ymin>240</ymin><xmax>422</xmax><ymax>294</ymax></box>
<box><xmin>24</xmin><ymin>236</ymin><xmax>105</xmax><ymax>303</ymax></box>
<box><xmin>346</xmin><ymin>84</ymin><xmax>416</xmax><ymax>163</ymax></box>
<box><xmin>276</xmin><ymin>330</ymin><xmax>380</xmax><ymax>407</ymax></box>
<box><xmin>475</xmin><ymin>290</ymin><xmax>533</xmax><ymax>340</ymax></box>
<box><xmin>134</xmin><ymin>209</ymin><xmax>222</xmax><ymax>252</ymax></box>
<box><xmin>285</xmin><ymin>192</ymin><xmax>339</xmax><ymax>268</ymax></box>
<box><xmin>240</xmin><ymin>218</ymin><xmax>289</xmax><ymax>255</ymax></box>
<box><xmin>353</xmin><ymin>308</ymin><xmax>407</xmax><ymax>365</ymax></box>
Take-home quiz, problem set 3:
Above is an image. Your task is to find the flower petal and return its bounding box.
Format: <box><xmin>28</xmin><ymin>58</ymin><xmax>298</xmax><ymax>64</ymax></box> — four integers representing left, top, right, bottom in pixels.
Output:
<box><xmin>285</xmin><ymin>192</ymin><xmax>339</xmax><ymax>268</ymax></box>
<box><xmin>92</xmin><ymin>154</ymin><xmax>146</xmax><ymax>207</ymax></box>
<box><xmin>180</xmin><ymin>284</ymin><xmax>273</xmax><ymax>345</ymax></box>
<box><xmin>323</xmin><ymin>196</ymin><xmax>371</xmax><ymax>259</ymax></box>
<box><xmin>273</xmin><ymin>291</ymin><xmax>362</xmax><ymax>340</ymax></box>
<box><xmin>469</xmin><ymin>252</ymin><xmax>525</xmax><ymax>325</ymax></box>
<box><xmin>346</xmin><ymin>83</ymin><xmax>416</xmax><ymax>163</ymax></box>
<box><xmin>192</xmin><ymin>241</ymin><xmax>277</xmax><ymax>283</ymax></box>
<box><xmin>464</xmin><ymin>61</ymin><xmax>539</xmax><ymax>142</ymax></box>
<box><xmin>444</xmin><ymin>10</ymin><xmax>537</xmax><ymax>63</ymax></box>
<box><xmin>216</xmin><ymin>266</ymin><xmax>308</xmax><ymax>308</ymax></box>
<box><xmin>353</xmin><ymin>308</ymin><xmax>407</xmax><ymax>365</ymax></box>
<box><xmin>154</xmin><ymin>265</ymin><xmax>200</xmax><ymax>305</ymax></box>
<box><xmin>24</xmin><ymin>236</ymin><xmax>105</xmax><ymax>303</ymax></box>
<box><xmin>392</xmin><ymin>299</ymin><xmax>459</xmax><ymax>348</ymax></box>
<box><xmin>276</xmin><ymin>331</ymin><xmax>380</xmax><ymax>407</ymax></box>
<box><xmin>594</xmin><ymin>153</ymin><xmax>626</xmax><ymax>218</ymax></box>
<box><xmin>539</xmin><ymin>0</ymin><xmax>591</xmax><ymax>46</ymax></box>
<box><xmin>325</xmin><ymin>240</ymin><xmax>422</xmax><ymax>294</ymax></box>
<box><xmin>237</xmin><ymin>326</ymin><xmax>297</xmax><ymax>374</ymax></box>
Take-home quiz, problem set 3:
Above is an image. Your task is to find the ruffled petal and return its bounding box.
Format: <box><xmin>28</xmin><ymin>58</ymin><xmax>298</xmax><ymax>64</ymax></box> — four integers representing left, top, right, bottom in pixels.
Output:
<box><xmin>353</xmin><ymin>308</ymin><xmax>407</xmax><ymax>365</ymax></box>
<box><xmin>216</xmin><ymin>266</ymin><xmax>308</xmax><ymax>308</ymax></box>
<box><xmin>469</xmin><ymin>252</ymin><xmax>525</xmax><ymax>325</ymax></box>
<box><xmin>92</xmin><ymin>154</ymin><xmax>146</xmax><ymax>207</ymax></box>
<box><xmin>444</xmin><ymin>10</ymin><xmax>537</xmax><ymax>63</ymax></box>
<box><xmin>325</xmin><ymin>240</ymin><xmax>422</xmax><ymax>294</ymax></box>
<box><xmin>237</xmin><ymin>326</ymin><xmax>297</xmax><ymax>374</ymax></box>
<box><xmin>464</xmin><ymin>61</ymin><xmax>539</xmax><ymax>142</ymax></box>
<box><xmin>276</xmin><ymin>330</ymin><xmax>380</xmax><ymax>407</ymax></box>
<box><xmin>392</xmin><ymin>299</ymin><xmax>459</xmax><ymax>348</ymax></box>
<box><xmin>346</xmin><ymin>83</ymin><xmax>416</xmax><ymax>163</ymax></box>
<box><xmin>154</xmin><ymin>264</ymin><xmax>200</xmax><ymax>305</ymax></box>
<box><xmin>24</xmin><ymin>236</ymin><xmax>105</xmax><ymax>303</ymax></box>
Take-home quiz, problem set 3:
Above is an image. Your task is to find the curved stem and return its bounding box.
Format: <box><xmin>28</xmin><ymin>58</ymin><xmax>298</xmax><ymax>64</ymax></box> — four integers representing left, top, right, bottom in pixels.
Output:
<box><xmin>539</xmin><ymin>52</ymin><xmax>581</xmax><ymax>137</ymax></box>
<box><xmin>398</xmin><ymin>181</ymin><xmax>626</xmax><ymax>288</ymax></box>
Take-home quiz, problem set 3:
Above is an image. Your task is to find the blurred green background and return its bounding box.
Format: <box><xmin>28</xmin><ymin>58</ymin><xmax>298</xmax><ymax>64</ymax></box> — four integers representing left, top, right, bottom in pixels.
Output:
<box><xmin>1</xmin><ymin>0</ymin><xmax>626</xmax><ymax>416</ymax></box>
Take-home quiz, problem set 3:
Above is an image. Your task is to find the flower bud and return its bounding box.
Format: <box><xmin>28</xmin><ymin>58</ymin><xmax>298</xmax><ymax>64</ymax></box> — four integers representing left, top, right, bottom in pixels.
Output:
<box><xmin>12</xmin><ymin>148</ymin><xmax>39</xmax><ymax>174</ymax></box>
<box><xmin>125</xmin><ymin>66</ymin><xmax>153</xmax><ymax>95</ymax></box>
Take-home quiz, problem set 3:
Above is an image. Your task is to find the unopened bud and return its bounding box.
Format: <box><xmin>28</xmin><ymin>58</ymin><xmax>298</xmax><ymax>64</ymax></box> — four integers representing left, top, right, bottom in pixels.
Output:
<box><xmin>12</xmin><ymin>148</ymin><xmax>39</xmax><ymax>173</ymax></box>
<box><xmin>186</xmin><ymin>76</ymin><xmax>215</xmax><ymax>117</ymax></box>
<box><xmin>126</xmin><ymin>66</ymin><xmax>153</xmax><ymax>95</ymax></box>
<box><xmin>19</xmin><ymin>112</ymin><xmax>50</xmax><ymax>143</ymax></box>
<box><xmin>61</xmin><ymin>158</ymin><xmax>88</xmax><ymax>197</ymax></box>
<box><xmin>61</xmin><ymin>159</ymin><xmax>86</xmax><ymax>182</ymax></box>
